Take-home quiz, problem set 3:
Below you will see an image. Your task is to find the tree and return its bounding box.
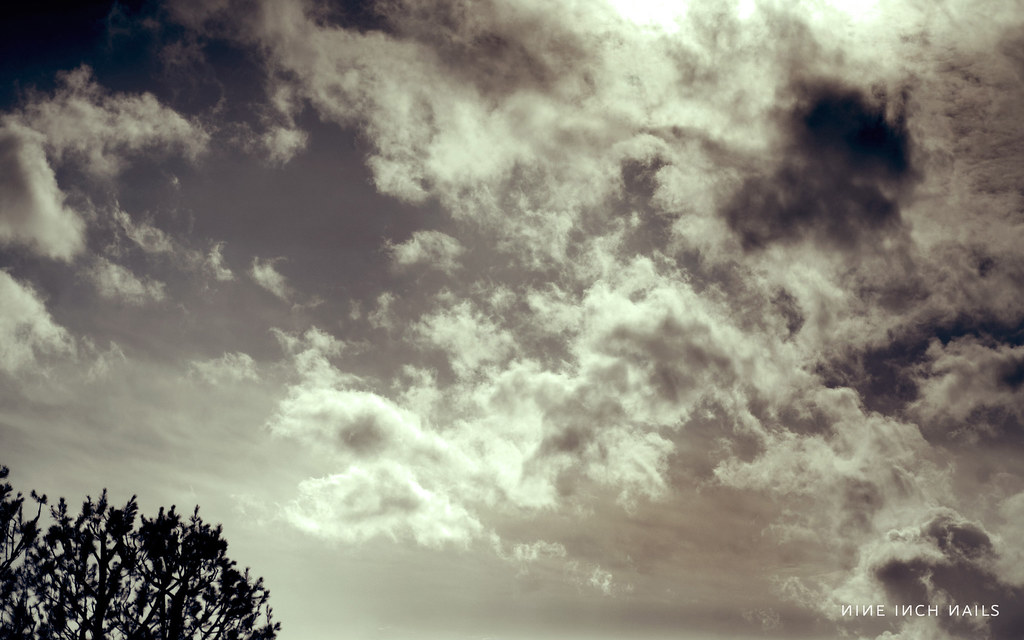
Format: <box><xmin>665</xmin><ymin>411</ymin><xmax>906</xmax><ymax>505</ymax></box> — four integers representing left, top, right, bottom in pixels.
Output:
<box><xmin>1</xmin><ymin>465</ymin><xmax>46</xmax><ymax>638</ymax></box>
<box><xmin>0</xmin><ymin>468</ymin><xmax>279</xmax><ymax>640</ymax></box>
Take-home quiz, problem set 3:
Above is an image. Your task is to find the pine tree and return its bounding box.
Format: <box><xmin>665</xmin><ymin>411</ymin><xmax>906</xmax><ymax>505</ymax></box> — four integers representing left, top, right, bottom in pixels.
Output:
<box><xmin>0</xmin><ymin>467</ymin><xmax>279</xmax><ymax>640</ymax></box>
<box><xmin>0</xmin><ymin>465</ymin><xmax>46</xmax><ymax>638</ymax></box>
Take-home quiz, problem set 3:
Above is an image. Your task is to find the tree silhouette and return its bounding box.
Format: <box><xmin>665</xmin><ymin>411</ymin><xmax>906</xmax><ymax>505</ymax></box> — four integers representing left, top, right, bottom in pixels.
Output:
<box><xmin>0</xmin><ymin>468</ymin><xmax>279</xmax><ymax>640</ymax></box>
<box><xmin>1</xmin><ymin>465</ymin><xmax>45</xmax><ymax>638</ymax></box>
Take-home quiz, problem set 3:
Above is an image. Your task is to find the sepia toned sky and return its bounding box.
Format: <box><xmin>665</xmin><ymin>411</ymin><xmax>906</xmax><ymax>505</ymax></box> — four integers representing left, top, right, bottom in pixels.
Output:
<box><xmin>3</xmin><ymin>1</ymin><xmax>1024</xmax><ymax>638</ymax></box>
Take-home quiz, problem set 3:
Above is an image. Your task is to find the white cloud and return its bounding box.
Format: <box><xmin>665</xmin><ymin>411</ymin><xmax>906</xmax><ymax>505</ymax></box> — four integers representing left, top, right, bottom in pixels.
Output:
<box><xmin>286</xmin><ymin>463</ymin><xmax>483</xmax><ymax>547</ymax></box>
<box><xmin>266</xmin><ymin>329</ymin><xmax>579</xmax><ymax>542</ymax></box>
<box><xmin>268</xmin><ymin>329</ymin><xmax>480</xmax><ymax>546</ymax></box>
<box><xmin>414</xmin><ymin>299</ymin><xmax>516</xmax><ymax>378</ymax></box>
<box><xmin>260</xmin><ymin>125</ymin><xmax>308</xmax><ymax>165</ymax></box>
<box><xmin>267</xmin><ymin>319</ymin><xmax>703</xmax><ymax>546</ymax></box>
<box><xmin>273</xmin><ymin>326</ymin><xmax>346</xmax><ymax>381</ymax></box>
<box><xmin>88</xmin><ymin>257</ymin><xmax>167</xmax><ymax>305</ymax></box>
<box><xmin>911</xmin><ymin>337</ymin><xmax>1024</xmax><ymax>441</ymax></box>
<box><xmin>509</xmin><ymin>539</ymin><xmax>567</xmax><ymax>564</ymax></box>
<box><xmin>0</xmin><ymin>270</ymin><xmax>75</xmax><ymax>375</ymax></box>
<box><xmin>0</xmin><ymin>64</ymin><xmax>207</xmax><ymax>263</ymax></box>
<box><xmin>16</xmin><ymin>65</ymin><xmax>208</xmax><ymax>178</ymax></box>
<box><xmin>390</xmin><ymin>230</ymin><xmax>464</xmax><ymax>273</ymax></box>
<box><xmin>0</xmin><ymin>121</ymin><xmax>85</xmax><ymax>260</ymax></box>
<box><xmin>270</xmin><ymin>385</ymin><xmax>438</xmax><ymax>458</ymax></box>
<box><xmin>188</xmin><ymin>351</ymin><xmax>260</xmax><ymax>384</ymax></box>
<box><xmin>84</xmin><ymin>340</ymin><xmax>126</xmax><ymax>381</ymax></box>
<box><xmin>585</xmin><ymin>427</ymin><xmax>674</xmax><ymax>507</ymax></box>
<box><xmin>250</xmin><ymin>256</ymin><xmax>291</xmax><ymax>301</ymax></box>
<box><xmin>368</xmin><ymin>291</ymin><xmax>397</xmax><ymax>331</ymax></box>
<box><xmin>204</xmin><ymin>241</ymin><xmax>235</xmax><ymax>281</ymax></box>
<box><xmin>108</xmin><ymin>208</ymin><xmax>240</xmax><ymax>289</ymax></box>
<box><xmin>112</xmin><ymin>207</ymin><xmax>174</xmax><ymax>254</ymax></box>
<box><xmin>565</xmin><ymin>560</ymin><xmax>621</xmax><ymax>596</ymax></box>
<box><xmin>606</xmin><ymin>0</ymin><xmax>688</xmax><ymax>32</ymax></box>
<box><xmin>587</xmin><ymin>565</ymin><xmax>614</xmax><ymax>595</ymax></box>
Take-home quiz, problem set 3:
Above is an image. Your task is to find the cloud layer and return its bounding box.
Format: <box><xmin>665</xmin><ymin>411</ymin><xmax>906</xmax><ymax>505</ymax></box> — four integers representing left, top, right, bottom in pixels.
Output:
<box><xmin>4</xmin><ymin>1</ymin><xmax>1024</xmax><ymax>638</ymax></box>
<box><xmin>162</xmin><ymin>0</ymin><xmax>1024</xmax><ymax>635</ymax></box>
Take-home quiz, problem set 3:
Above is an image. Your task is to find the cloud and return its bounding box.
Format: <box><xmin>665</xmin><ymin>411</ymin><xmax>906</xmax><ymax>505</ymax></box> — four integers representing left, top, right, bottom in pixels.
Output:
<box><xmin>163</xmin><ymin>1</ymin><xmax>1024</xmax><ymax>633</ymax></box>
<box><xmin>508</xmin><ymin>539</ymin><xmax>567</xmax><ymax>565</ymax></box>
<box><xmin>260</xmin><ymin>125</ymin><xmax>308</xmax><ymax>165</ymax></box>
<box><xmin>84</xmin><ymin>340</ymin><xmax>126</xmax><ymax>382</ymax></box>
<box><xmin>723</xmin><ymin>80</ymin><xmax>915</xmax><ymax>251</ymax></box>
<box><xmin>112</xmin><ymin>207</ymin><xmax>174</xmax><ymax>255</ymax></box>
<box><xmin>100</xmin><ymin>207</ymin><xmax>243</xmax><ymax>298</ymax></box>
<box><xmin>0</xmin><ymin>121</ymin><xmax>85</xmax><ymax>260</ymax></box>
<box><xmin>250</xmin><ymin>256</ymin><xmax>292</xmax><ymax>301</ymax></box>
<box><xmin>0</xmin><ymin>270</ymin><xmax>75</xmax><ymax>375</ymax></box>
<box><xmin>830</xmin><ymin>510</ymin><xmax>1024</xmax><ymax>640</ymax></box>
<box><xmin>14</xmin><ymin>65</ymin><xmax>208</xmax><ymax>178</ymax></box>
<box><xmin>367</xmin><ymin>291</ymin><xmax>397</xmax><ymax>330</ymax></box>
<box><xmin>414</xmin><ymin>298</ymin><xmax>516</xmax><ymax>378</ymax></box>
<box><xmin>265</xmin><ymin>322</ymin><xmax>683</xmax><ymax>547</ymax></box>
<box><xmin>266</xmin><ymin>273</ymin><xmax>757</xmax><ymax>544</ymax></box>
<box><xmin>716</xmin><ymin>385</ymin><xmax>945</xmax><ymax>520</ymax></box>
<box><xmin>87</xmin><ymin>257</ymin><xmax>167</xmax><ymax>305</ymax></box>
<box><xmin>910</xmin><ymin>337</ymin><xmax>1024</xmax><ymax>444</ymax></box>
<box><xmin>268</xmin><ymin>328</ymin><xmax>481</xmax><ymax>546</ymax></box>
<box><xmin>188</xmin><ymin>351</ymin><xmax>259</xmax><ymax>384</ymax></box>
<box><xmin>389</xmin><ymin>230</ymin><xmax>464</xmax><ymax>273</ymax></box>
<box><xmin>171</xmin><ymin>0</ymin><xmax>773</xmax><ymax>264</ymax></box>
<box><xmin>286</xmin><ymin>463</ymin><xmax>484</xmax><ymax>547</ymax></box>
<box><xmin>105</xmin><ymin>208</ymin><xmax>240</xmax><ymax>290</ymax></box>
<box><xmin>271</xmin><ymin>385</ymin><xmax>437</xmax><ymax>459</ymax></box>
<box><xmin>204</xmin><ymin>241</ymin><xmax>235</xmax><ymax>282</ymax></box>
<box><xmin>0</xmin><ymin>63</ymin><xmax>208</xmax><ymax>262</ymax></box>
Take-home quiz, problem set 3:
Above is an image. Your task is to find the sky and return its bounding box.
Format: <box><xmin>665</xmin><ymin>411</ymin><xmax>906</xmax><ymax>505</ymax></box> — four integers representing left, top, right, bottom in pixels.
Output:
<box><xmin>2</xmin><ymin>0</ymin><xmax>1024</xmax><ymax>638</ymax></box>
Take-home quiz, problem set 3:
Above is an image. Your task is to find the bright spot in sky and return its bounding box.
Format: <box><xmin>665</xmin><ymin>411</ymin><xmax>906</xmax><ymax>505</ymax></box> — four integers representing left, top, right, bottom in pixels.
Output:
<box><xmin>606</xmin><ymin>0</ymin><xmax>688</xmax><ymax>33</ymax></box>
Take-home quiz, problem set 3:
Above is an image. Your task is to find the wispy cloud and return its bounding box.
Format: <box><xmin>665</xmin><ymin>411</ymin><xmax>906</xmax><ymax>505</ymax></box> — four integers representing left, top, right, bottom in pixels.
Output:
<box><xmin>250</xmin><ymin>256</ymin><xmax>292</xmax><ymax>302</ymax></box>
<box><xmin>389</xmin><ymin>230</ymin><xmax>464</xmax><ymax>274</ymax></box>
<box><xmin>87</xmin><ymin>257</ymin><xmax>166</xmax><ymax>305</ymax></box>
<box><xmin>188</xmin><ymin>351</ymin><xmax>259</xmax><ymax>384</ymax></box>
<box><xmin>15</xmin><ymin>65</ymin><xmax>208</xmax><ymax>178</ymax></box>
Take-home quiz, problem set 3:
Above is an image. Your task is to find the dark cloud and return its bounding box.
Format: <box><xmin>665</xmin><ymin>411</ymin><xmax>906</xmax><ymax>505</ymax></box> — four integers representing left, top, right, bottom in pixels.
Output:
<box><xmin>816</xmin><ymin>335</ymin><xmax>929</xmax><ymax>415</ymax></box>
<box><xmin>539</xmin><ymin>425</ymin><xmax>589</xmax><ymax>456</ymax></box>
<box><xmin>725</xmin><ymin>81</ymin><xmax>915</xmax><ymax>250</ymax></box>
<box><xmin>771</xmin><ymin>288</ymin><xmax>804</xmax><ymax>339</ymax></box>
<box><xmin>907</xmin><ymin>327</ymin><xmax>1024</xmax><ymax>446</ymax></box>
<box><xmin>620</xmin><ymin>155</ymin><xmax>667</xmax><ymax>204</ymax></box>
<box><xmin>875</xmin><ymin>556</ymin><xmax>932</xmax><ymax>604</ymax></box>
<box><xmin>924</xmin><ymin>513</ymin><xmax>994</xmax><ymax>561</ymax></box>
<box><xmin>313</xmin><ymin>0</ymin><xmax>393</xmax><ymax>34</ymax></box>
<box><xmin>794</xmin><ymin>82</ymin><xmax>911</xmax><ymax>178</ymax></box>
<box><xmin>338</xmin><ymin>414</ymin><xmax>392</xmax><ymax>454</ymax></box>
<box><xmin>873</xmin><ymin>513</ymin><xmax>1024</xmax><ymax>640</ymax></box>
<box><xmin>817</xmin><ymin>314</ymin><xmax>1024</xmax><ymax>420</ymax></box>
<box><xmin>997</xmin><ymin>355</ymin><xmax>1024</xmax><ymax>391</ymax></box>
